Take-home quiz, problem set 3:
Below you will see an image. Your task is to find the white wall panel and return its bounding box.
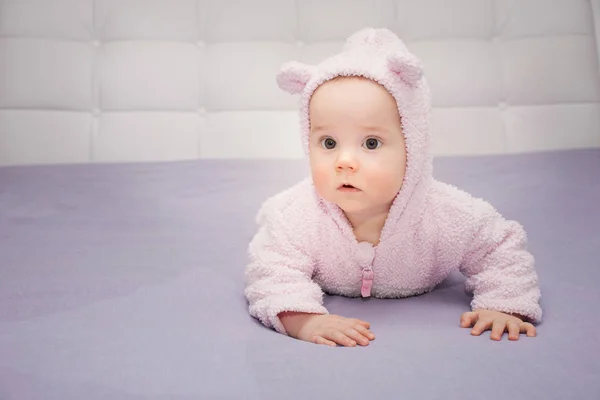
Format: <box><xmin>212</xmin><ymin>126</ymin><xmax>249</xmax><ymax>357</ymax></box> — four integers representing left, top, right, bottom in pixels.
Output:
<box><xmin>0</xmin><ymin>0</ymin><xmax>598</xmax><ymax>165</ymax></box>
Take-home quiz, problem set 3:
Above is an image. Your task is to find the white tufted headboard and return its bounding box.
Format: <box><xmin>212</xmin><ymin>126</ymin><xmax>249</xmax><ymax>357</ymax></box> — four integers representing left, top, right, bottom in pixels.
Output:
<box><xmin>1</xmin><ymin>0</ymin><xmax>600</xmax><ymax>166</ymax></box>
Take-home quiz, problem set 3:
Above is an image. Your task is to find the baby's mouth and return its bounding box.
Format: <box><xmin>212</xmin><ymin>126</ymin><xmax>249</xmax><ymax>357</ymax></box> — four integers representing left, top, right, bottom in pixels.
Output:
<box><xmin>338</xmin><ymin>183</ymin><xmax>361</xmax><ymax>192</ymax></box>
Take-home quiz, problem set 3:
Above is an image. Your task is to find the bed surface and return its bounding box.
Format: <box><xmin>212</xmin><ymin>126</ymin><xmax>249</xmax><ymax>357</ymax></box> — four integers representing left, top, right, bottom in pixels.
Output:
<box><xmin>1</xmin><ymin>149</ymin><xmax>599</xmax><ymax>399</ymax></box>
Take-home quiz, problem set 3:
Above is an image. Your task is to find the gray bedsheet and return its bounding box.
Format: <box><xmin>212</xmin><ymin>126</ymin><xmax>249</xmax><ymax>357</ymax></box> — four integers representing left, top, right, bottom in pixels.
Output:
<box><xmin>0</xmin><ymin>149</ymin><xmax>599</xmax><ymax>399</ymax></box>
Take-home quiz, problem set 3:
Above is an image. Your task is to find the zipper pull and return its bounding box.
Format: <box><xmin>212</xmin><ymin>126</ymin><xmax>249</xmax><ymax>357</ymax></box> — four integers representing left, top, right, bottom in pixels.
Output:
<box><xmin>361</xmin><ymin>268</ymin><xmax>374</xmax><ymax>297</ymax></box>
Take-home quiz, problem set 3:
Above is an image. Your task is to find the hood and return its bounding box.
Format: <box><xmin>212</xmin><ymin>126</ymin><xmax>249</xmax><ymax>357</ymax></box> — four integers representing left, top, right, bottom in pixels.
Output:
<box><xmin>276</xmin><ymin>28</ymin><xmax>434</xmax><ymax>242</ymax></box>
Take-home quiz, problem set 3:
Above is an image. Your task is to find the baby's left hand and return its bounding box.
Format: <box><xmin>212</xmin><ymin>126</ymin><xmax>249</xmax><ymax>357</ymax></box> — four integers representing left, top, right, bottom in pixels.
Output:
<box><xmin>460</xmin><ymin>309</ymin><xmax>536</xmax><ymax>341</ymax></box>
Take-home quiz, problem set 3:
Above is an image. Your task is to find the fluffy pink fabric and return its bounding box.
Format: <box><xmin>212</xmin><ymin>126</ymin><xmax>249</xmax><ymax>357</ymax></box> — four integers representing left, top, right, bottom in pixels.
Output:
<box><xmin>245</xmin><ymin>28</ymin><xmax>542</xmax><ymax>335</ymax></box>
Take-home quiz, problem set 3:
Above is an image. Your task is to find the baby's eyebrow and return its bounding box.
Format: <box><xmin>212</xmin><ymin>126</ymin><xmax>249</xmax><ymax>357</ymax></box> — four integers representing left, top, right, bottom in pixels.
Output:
<box><xmin>361</xmin><ymin>125</ymin><xmax>389</xmax><ymax>135</ymax></box>
<box><xmin>310</xmin><ymin>125</ymin><xmax>329</xmax><ymax>133</ymax></box>
<box><xmin>310</xmin><ymin>126</ymin><xmax>334</xmax><ymax>136</ymax></box>
<box><xmin>311</xmin><ymin>125</ymin><xmax>388</xmax><ymax>133</ymax></box>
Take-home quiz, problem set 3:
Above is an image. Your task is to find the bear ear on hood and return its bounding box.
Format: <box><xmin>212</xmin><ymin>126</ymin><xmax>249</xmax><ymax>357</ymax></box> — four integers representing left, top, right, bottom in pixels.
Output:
<box><xmin>276</xmin><ymin>61</ymin><xmax>316</xmax><ymax>94</ymax></box>
<box><xmin>387</xmin><ymin>53</ymin><xmax>424</xmax><ymax>87</ymax></box>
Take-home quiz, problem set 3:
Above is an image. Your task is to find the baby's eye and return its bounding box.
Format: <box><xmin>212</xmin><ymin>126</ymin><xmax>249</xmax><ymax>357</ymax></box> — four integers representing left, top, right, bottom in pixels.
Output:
<box><xmin>321</xmin><ymin>137</ymin><xmax>337</xmax><ymax>149</ymax></box>
<box><xmin>363</xmin><ymin>138</ymin><xmax>381</xmax><ymax>150</ymax></box>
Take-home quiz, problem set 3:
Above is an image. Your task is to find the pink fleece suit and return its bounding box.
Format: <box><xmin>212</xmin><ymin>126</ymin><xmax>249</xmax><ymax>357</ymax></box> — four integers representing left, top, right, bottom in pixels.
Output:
<box><xmin>244</xmin><ymin>28</ymin><xmax>542</xmax><ymax>335</ymax></box>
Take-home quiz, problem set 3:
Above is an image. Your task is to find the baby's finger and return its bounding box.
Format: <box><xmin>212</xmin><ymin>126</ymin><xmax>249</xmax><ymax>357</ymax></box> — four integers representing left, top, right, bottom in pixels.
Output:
<box><xmin>326</xmin><ymin>330</ymin><xmax>357</xmax><ymax>347</ymax></box>
<box><xmin>507</xmin><ymin>321</ymin><xmax>520</xmax><ymax>341</ymax></box>
<box><xmin>520</xmin><ymin>322</ymin><xmax>537</xmax><ymax>337</ymax></box>
<box><xmin>351</xmin><ymin>319</ymin><xmax>371</xmax><ymax>329</ymax></box>
<box><xmin>354</xmin><ymin>324</ymin><xmax>376</xmax><ymax>340</ymax></box>
<box><xmin>490</xmin><ymin>320</ymin><xmax>507</xmax><ymax>341</ymax></box>
<box><xmin>460</xmin><ymin>312</ymin><xmax>478</xmax><ymax>328</ymax></box>
<box><xmin>344</xmin><ymin>327</ymin><xmax>370</xmax><ymax>346</ymax></box>
<box><xmin>471</xmin><ymin>318</ymin><xmax>492</xmax><ymax>336</ymax></box>
<box><xmin>314</xmin><ymin>335</ymin><xmax>337</xmax><ymax>347</ymax></box>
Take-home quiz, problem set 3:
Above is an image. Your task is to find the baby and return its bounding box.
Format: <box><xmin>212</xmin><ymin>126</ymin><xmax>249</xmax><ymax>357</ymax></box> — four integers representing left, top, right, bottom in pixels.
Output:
<box><xmin>244</xmin><ymin>28</ymin><xmax>542</xmax><ymax>347</ymax></box>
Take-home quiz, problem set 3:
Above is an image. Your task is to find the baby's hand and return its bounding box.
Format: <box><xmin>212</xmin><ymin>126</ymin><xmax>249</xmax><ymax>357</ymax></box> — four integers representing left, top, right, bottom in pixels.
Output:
<box><xmin>280</xmin><ymin>312</ymin><xmax>375</xmax><ymax>347</ymax></box>
<box><xmin>298</xmin><ymin>314</ymin><xmax>375</xmax><ymax>347</ymax></box>
<box><xmin>460</xmin><ymin>309</ymin><xmax>536</xmax><ymax>341</ymax></box>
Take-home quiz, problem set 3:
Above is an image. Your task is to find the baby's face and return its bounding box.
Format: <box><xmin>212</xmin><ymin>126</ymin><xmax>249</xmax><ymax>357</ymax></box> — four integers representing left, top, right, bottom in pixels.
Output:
<box><xmin>308</xmin><ymin>77</ymin><xmax>407</xmax><ymax>217</ymax></box>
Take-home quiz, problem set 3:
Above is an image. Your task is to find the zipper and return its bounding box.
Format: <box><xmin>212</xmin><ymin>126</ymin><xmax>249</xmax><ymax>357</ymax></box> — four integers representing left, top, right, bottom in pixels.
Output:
<box><xmin>361</xmin><ymin>267</ymin><xmax>374</xmax><ymax>297</ymax></box>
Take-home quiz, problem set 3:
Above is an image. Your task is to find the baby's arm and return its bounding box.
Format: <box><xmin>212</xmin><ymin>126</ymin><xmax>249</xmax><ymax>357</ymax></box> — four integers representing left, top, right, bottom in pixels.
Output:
<box><xmin>244</xmin><ymin>203</ymin><xmax>328</xmax><ymax>335</ymax></box>
<box><xmin>245</xmin><ymin>201</ymin><xmax>375</xmax><ymax>346</ymax></box>
<box><xmin>458</xmin><ymin>197</ymin><xmax>542</xmax><ymax>324</ymax></box>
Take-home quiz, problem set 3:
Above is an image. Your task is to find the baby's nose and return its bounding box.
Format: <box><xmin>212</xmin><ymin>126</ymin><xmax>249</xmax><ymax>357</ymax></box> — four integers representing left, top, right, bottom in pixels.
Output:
<box><xmin>336</xmin><ymin>151</ymin><xmax>358</xmax><ymax>171</ymax></box>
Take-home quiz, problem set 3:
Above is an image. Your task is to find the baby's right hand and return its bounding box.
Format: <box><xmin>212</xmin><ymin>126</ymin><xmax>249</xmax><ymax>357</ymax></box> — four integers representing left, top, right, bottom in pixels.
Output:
<box><xmin>280</xmin><ymin>312</ymin><xmax>375</xmax><ymax>347</ymax></box>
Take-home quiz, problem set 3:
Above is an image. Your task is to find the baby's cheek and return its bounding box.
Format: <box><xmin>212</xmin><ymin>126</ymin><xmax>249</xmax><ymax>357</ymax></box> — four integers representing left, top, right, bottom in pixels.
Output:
<box><xmin>371</xmin><ymin>169</ymin><xmax>403</xmax><ymax>200</ymax></box>
<box><xmin>310</xmin><ymin>163</ymin><xmax>332</xmax><ymax>198</ymax></box>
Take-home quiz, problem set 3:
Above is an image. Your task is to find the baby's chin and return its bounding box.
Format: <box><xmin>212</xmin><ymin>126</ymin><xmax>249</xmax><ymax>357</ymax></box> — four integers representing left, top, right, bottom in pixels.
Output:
<box><xmin>336</xmin><ymin>195</ymin><xmax>398</xmax><ymax>216</ymax></box>
<box><xmin>335</xmin><ymin>198</ymin><xmax>385</xmax><ymax>215</ymax></box>
<box><xmin>315</xmin><ymin>187</ymin><xmax>394</xmax><ymax>213</ymax></box>
<box><xmin>317</xmin><ymin>192</ymin><xmax>365</xmax><ymax>212</ymax></box>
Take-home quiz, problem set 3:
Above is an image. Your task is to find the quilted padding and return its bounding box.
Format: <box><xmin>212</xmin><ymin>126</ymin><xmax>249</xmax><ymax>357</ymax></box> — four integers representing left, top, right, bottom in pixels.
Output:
<box><xmin>0</xmin><ymin>0</ymin><xmax>599</xmax><ymax>165</ymax></box>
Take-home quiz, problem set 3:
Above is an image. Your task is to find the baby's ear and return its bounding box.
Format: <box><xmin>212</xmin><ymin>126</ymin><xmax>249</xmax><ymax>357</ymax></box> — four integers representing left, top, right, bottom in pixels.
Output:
<box><xmin>387</xmin><ymin>53</ymin><xmax>423</xmax><ymax>87</ymax></box>
<box><xmin>276</xmin><ymin>61</ymin><xmax>315</xmax><ymax>94</ymax></box>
